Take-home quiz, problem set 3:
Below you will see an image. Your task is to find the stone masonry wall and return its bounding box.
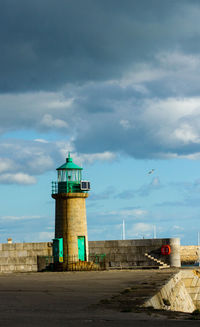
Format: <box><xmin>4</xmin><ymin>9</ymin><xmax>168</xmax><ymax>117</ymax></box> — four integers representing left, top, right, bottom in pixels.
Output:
<box><xmin>89</xmin><ymin>238</ymin><xmax>181</xmax><ymax>268</ymax></box>
<box><xmin>143</xmin><ymin>269</ymin><xmax>200</xmax><ymax>312</ymax></box>
<box><xmin>181</xmin><ymin>269</ymin><xmax>200</xmax><ymax>309</ymax></box>
<box><xmin>180</xmin><ymin>245</ymin><xmax>199</xmax><ymax>264</ymax></box>
<box><xmin>0</xmin><ymin>242</ymin><xmax>52</xmax><ymax>273</ymax></box>
<box><xmin>53</xmin><ymin>193</ymin><xmax>89</xmax><ymax>262</ymax></box>
<box><xmin>0</xmin><ymin>238</ymin><xmax>180</xmax><ymax>273</ymax></box>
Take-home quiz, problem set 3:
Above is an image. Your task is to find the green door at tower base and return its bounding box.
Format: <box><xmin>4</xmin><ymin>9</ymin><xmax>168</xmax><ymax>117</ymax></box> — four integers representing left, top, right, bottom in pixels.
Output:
<box><xmin>53</xmin><ymin>238</ymin><xmax>63</xmax><ymax>263</ymax></box>
<box><xmin>78</xmin><ymin>236</ymin><xmax>86</xmax><ymax>261</ymax></box>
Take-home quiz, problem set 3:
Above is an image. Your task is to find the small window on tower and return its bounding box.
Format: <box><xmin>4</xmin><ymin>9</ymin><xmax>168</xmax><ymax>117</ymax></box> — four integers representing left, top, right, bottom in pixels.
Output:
<box><xmin>80</xmin><ymin>181</ymin><xmax>90</xmax><ymax>190</ymax></box>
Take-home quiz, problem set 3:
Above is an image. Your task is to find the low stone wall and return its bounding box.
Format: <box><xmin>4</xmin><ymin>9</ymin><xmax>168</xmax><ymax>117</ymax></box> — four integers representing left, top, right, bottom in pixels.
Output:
<box><xmin>180</xmin><ymin>245</ymin><xmax>199</xmax><ymax>264</ymax></box>
<box><xmin>0</xmin><ymin>238</ymin><xmax>181</xmax><ymax>272</ymax></box>
<box><xmin>0</xmin><ymin>242</ymin><xmax>52</xmax><ymax>273</ymax></box>
<box><xmin>143</xmin><ymin>269</ymin><xmax>200</xmax><ymax>312</ymax></box>
<box><xmin>89</xmin><ymin>238</ymin><xmax>181</xmax><ymax>268</ymax></box>
<box><xmin>182</xmin><ymin>269</ymin><xmax>200</xmax><ymax>309</ymax></box>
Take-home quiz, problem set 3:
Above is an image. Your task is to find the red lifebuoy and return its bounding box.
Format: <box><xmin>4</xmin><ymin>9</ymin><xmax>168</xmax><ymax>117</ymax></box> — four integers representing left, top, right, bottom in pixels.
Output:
<box><xmin>161</xmin><ymin>245</ymin><xmax>171</xmax><ymax>255</ymax></box>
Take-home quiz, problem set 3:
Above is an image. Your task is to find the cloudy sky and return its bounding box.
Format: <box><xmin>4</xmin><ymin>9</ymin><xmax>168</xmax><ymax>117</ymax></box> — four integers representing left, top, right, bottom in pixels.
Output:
<box><xmin>0</xmin><ymin>0</ymin><xmax>200</xmax><ymax>244</ymax></box>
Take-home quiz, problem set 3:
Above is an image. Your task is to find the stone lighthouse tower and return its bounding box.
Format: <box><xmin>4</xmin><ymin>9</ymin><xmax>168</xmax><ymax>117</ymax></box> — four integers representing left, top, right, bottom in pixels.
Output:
<box><xmin>52</xmin><ymin>153</ymin><xmax>90</xmax><ymax>269</ymax></box>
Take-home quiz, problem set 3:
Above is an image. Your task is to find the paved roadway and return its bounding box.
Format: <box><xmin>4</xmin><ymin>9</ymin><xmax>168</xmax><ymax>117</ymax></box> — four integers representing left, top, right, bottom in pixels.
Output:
<box><xmin>0</xmin><ymin>270</ymin><xmax>199</xmax><ymax>326</ymax></box>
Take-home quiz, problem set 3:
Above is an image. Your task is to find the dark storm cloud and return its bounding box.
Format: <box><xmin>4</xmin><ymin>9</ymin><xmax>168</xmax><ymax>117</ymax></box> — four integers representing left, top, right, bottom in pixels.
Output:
<box><xmin>0</xmin><ymin>0</ymin><xmax>199</xmax><ymax>92</ymax></box>
<box><xmin>72</xmin><ymin>85</ymin><xmax>200</xmax><ymax>158</ymax></box>
<box><xmin>1</xmin><ymin>0</ymin><xmax>200</xmax><ymax>164</ymax></box>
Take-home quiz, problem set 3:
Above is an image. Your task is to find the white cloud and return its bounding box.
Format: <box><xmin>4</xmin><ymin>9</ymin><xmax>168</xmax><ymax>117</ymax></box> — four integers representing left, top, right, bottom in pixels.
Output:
<box><xmin>119</xmin><ymin>209</ymin><xmax>147</xmax><ymax>217</ymax></box>
<box><xmin>0</xmin><ymin>158</ymin><xmax>14</xmax><ymax>173</ymax></box>
<box><xmin>0</xmin><ymin>215</ymin><xmax>42</xmax><ymax>221</ymax></box>
<box><xmin>142</xmin><ymin>97</ymin><xmax>200</xmax><ymax>127</ymax></box>
<box><xmin>76</xmin><ymin>151</ymin><xmax>116</xmax><ymax>164</ymax></box>
<box><xmin>34</xmin><ymin>139</ymin><xmax>49</xmax><ymax>144</ymax></box>
<box><xmin>173</xmin><ymin>225</ymin><xmax>184</xmax><ymax>231</ymax></box>
<box><xmin>177</xmin><ymin>152</ymin><xmax>200</xmax><ymax>160</ymax></box>
<box><xmin>0</xmin><ymin>137</ymin><xmax>119</xmax><ymax>185</ymax></box>
<box><xmin>41</xmin><ymin>114</ymin><xmax>68</xmax><ymax>129</ymax></box>
<box><xmin>173</xmin><ymin>123</ymin><xmax>200</xmax><ymax>144</ymax></box>
<box><xmin>0</xmin><ymin>173</ymin><xmax>36</xmax><ymax>185</ymax></box>
<box><xmin>120</xmin><ymin>120</ymin><xmax>131</xmax><ymax>129</ymax></box>
<box><xmin>157</xmin><ymin>51</ymin><xmax>200</xmax><ymax>72</ymax></box>
<box><xmin>45</xmin><ymin>98</ymin><xmax>74</xmax><ymax>109</ymax></box>
<box><xmin>101</xmin><ymin>208</ymin><xmax>147</xmax><ymax>218</ymax></box>
<box><xmin>127</xmin><ymin>223</ymin><xmax>154</xmax><ymax>238</ymax></box>
<box><xmin>38</xmin><ymin>231</ymin><xmax>54</xmax><ymax>241</ymax></box>
<box><xmin>121</xmin><ymin>64</ymin><xmax>166</xmax><ymax>85</ymax></box>
<box><xmin>0</xmin><ymin>139</ymin><xmax>70</xmax><ymax>180</ymax></box>
<box><xmin>138</xmin><ymin>97</ymin><xmax>200</xmax><ymax>149</ymax></box>
<box><xmin>27</xmin><ymin>155</ymin><xmax>54</xmax><ymax>172</ymax></box>
<box><xmin>0</xmin><ymin>91</ymin><xmax>72</xmax><ymax>135</ymax></box>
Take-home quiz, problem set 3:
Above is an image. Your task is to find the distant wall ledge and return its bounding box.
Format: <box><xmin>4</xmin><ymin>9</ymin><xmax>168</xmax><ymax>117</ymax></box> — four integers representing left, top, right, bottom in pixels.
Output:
<box><xmin>89</xmin><ymin>238</ymin><xmax>181</xmax><ymax>268</ymax></box>
<box><xmin>52</xmin><ymin>193</ymin><xmax>89</xmax><ymax>199</ymax></box>
<box><xmin>89</xmin><ymin>238</ymin><xmax>180</xmax><ymax>246</ymax></box>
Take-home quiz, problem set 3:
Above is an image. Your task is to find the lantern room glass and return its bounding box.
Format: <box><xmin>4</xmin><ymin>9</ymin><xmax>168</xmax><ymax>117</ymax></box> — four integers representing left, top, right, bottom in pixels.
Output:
<box><xmin>57</xmin><ymin>169</ymin><xmax>82</xmax><ymax>182</ymax></box>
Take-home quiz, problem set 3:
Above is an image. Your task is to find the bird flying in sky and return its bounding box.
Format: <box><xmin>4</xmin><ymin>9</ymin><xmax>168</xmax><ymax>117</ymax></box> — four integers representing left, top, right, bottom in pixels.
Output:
<box><xmin>148</xmin><ymin>169</ymin><xmax>155</xmax><ymax>174</ymax></box>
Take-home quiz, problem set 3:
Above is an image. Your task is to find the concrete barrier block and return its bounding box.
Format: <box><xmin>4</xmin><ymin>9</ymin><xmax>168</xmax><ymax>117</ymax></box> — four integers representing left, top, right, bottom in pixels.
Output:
<box><xmin>27</xmin><ymin>250</ymin><xmax>48</xmax><ymax>257</ymax></box>
<box><xmin>0</xmin><ymin>257</ymin><xmax>10</xmax><ymax>264</ymax></box>
<box><xmin>186</xmin><ymin>287</ymin><xmax>197</xmax><ymax>295</ymax></box>
<box><xmin>109</xmin><ymin>261</ymin><xmax>121</xmax><ymax>267</ymax></box>
<box><xmin>24</xmin><ymin>242</ymin><xmax>47</xmax><ymax>250</ymax></box>
<box><xmin>6</xmin><ymin>250</ymin><xmax>17</xmax><ymax>257</ymax></box>
<box><xmin>8</xmin><ymin>257</ymin><xmax>24</xmax><ymax>264</ymax></box>
<box><xmin>17</xmin><ymin>265</ymin><xmax>25</xmax><ymax>271</ymax></box>
<box><xmin>2</xmin><ymin>244</ymin><xmax>16</xmax><ymax>251</ymax></box>
<box><xmin>18</xmin><ymin>250</ymin><xmax>28</xmax><ymax>257</ymax></box>
<box><xmin>12</xmin><ymin>257</ymin><xmax>26</xmax><ymax>264</ymax></box>
<box><xmin>104</xmin><ymin>241</ymin><xmax>118</xmax><ymax>248</ymax></box>
<box><xmin>126</xmin><ymin>246</ymin><xmax>137</xmax><ymax>254</ymax></box>
<box><xmin>90</xmin><ymin>247</ymin><xmax>107</xmax><ymax>255</ymax></box>
<box><xmin>126</xmin><ymin>254</ymin><xmax>137</xmax><ymax>262</ymax></box>
<box><xmin>0</xmin><ymin>251</ymin><xmax>10</xmax><ymax>258</ymax></box>
<box><xmin>114</xmin><ymin>254</ymin><xmax>127</xmax><ymax>262</ymax></box>
<box><xmin>35</xmin><ymin>243</ymin><xmax>48</xmax><ymax>250</ymax></box>
<box><xmin>117</xmin><ymin>246</ymin><xmax>130</xmax><ymax>254</ymax></box>
<box><xmin>0</xmin><ymin>265</ymin><xmax>15</xmax><ymax>272</ymax></box>
<box><xmin>8</xmin><ymin>265</ymin><xmax>15</xmax><ymax>271</ymax></box>
<box><xmin>47</xmin><ymin>249</ymin><xmax>53</xmax><ymax>256</ymax></box>
<box><xmin>31</xmin><ymin>264</ymin><xmax>38</xmax><ymax>272</ymax></box>
<box><xmin>117</xmin><ymin>240</ymin><xmax>132</xmax><ymax>247</ymax></box>
<box><xmin>105</xmin><ymin>254</ymin><xmax>115</xmax><ymax>261</ymax></box>
<box><xmin>15</xmin><ymin>264</ymin><xmax>37</xmax><ymax>272</ymax></box>
<box><xmin>15</xmin><ymin>243</ymin><xmax>24</xmax><ymax>250</ymax></box>
<box><xmin>191</xmin><ymin>276</ymin><xmax>199</xmax><ymax>287</ymax></box>
<box><xmin>183</xmin><ymin>278</ymin><xmax>193</xmax><ymax>288</ymax></box>
<box><xmin>195</xmin><ymin>294</ymin><xmax>200</xmax><ymax>301</ymax></box>
<box><xmin>22</xmin><ymin>243</ymin><xmax>34</xmax><ymax>250</ymax></box>
<box><xmin>194</xmin><ymin>286</ymin><xmax>200</xmax><ymax>294</ymax></box>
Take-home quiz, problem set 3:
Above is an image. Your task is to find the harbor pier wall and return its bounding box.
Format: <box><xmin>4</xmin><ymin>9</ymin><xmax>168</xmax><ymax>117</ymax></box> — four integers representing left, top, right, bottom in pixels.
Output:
<box><xmin>0</xmin><ymin>238</ymin><xmax>181</xmax><ymax>272</ymax></box>
<box><xmin>89</xmin><ymin>238</ymin><xmax>180</xmax><ymax>268</ymax></box>
<box><xmin>180</xmin><ymin>245</ymin><xmax>199</xmax><ymax>265</ymax></box>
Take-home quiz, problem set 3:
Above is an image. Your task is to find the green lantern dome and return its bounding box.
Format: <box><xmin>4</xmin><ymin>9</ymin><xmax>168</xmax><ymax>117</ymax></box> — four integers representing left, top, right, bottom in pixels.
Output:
<box><xmin>57</xmin><ymin>153</ymin><xmax>83</xmax><ymax>171</ymax></box>
<box><xmin>52</xmin><ymin>153</ymin><xmax>90</xmax><ymax>194</ymax></box>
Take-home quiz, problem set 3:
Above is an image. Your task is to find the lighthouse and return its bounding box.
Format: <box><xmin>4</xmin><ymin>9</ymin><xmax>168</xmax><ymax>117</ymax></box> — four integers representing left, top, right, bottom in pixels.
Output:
<box><xmin>52</xmin><ymin>153</ymin><xmax>90</xmax><ymax>269</ymax></box>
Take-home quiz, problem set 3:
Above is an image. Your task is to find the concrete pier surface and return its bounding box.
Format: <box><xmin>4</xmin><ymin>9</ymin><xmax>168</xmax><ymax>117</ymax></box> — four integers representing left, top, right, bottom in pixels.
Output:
<box><xmin>0</xmin><ymin>269</ymin><xmax>199</xmax><ymax>327</ymax></box>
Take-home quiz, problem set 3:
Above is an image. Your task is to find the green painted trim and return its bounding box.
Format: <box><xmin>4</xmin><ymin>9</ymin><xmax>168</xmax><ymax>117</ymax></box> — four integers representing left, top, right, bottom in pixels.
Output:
<box><xmin>57</xmin><ymin>154</ymin><xmax>83</xmax><ymax>170</ymax></box>
<box><xmin>78</xmin><ymin>236</ymin><xmax>86</xmax><ymax>261</ymax></box>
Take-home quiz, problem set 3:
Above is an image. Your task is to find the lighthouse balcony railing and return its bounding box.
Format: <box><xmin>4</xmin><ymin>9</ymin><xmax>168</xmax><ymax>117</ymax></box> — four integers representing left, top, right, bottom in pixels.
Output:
<box><xmin>51</xmin><ymin>181</ymin><xmax>82</xmax><ymax>194</ymax></box>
